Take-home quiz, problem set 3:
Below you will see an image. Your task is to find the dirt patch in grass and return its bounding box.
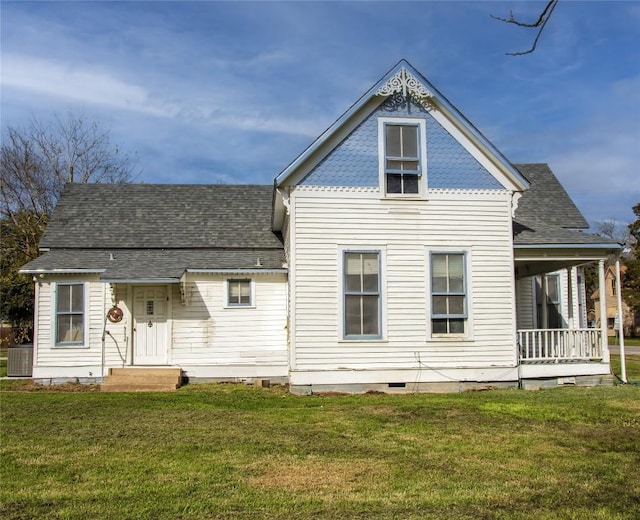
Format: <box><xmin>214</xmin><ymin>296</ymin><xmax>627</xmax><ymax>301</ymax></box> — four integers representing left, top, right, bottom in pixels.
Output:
<box><xmin>0</xmin><ymin>380</ymin><xmax>100</xmax><ymax>392</ymax></box>
<box><xmin>247</xmin><ymin>456</ymin><xmax>387</xmax><ymax>493</ymax></box>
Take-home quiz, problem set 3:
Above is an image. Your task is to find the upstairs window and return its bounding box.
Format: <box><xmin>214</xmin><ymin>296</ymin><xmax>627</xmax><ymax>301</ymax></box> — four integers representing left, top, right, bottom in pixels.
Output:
<box><xmin>379</xmin><ymin>118</ymin><xmax>426</xmax><ymax>197</ymax></box>
<box><xmin>431</xmin><ymin>253</ymin><xmax>467</xmax><ymax>335</ymax></box>
<box><xmin>228</xmin><ymin>279</ymin><xmax>252</xmax><ymax>306</ymax></box>
<box><xmin>56</xmin><ymin>283</ymin><xmax>84</xmax><ymax>345</ymax></box>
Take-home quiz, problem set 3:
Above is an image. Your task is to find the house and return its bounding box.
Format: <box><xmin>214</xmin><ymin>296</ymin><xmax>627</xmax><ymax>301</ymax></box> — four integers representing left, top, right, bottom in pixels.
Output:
<box><xmin>591</xmin><ymin>265</ymin><xmax>638</xmax><ymax>336</ymax></box>
<box><xmin>20</xmin><ymin>60</ymin><xmax>623</xmax><ymax>392</ymax></box>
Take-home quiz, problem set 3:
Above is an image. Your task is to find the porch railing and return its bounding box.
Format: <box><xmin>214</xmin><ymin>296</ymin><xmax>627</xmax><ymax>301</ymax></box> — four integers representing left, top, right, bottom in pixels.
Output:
<box><xmin>518</xmin><ymin>329</ymin><xmax>603</xmax><ymax>362</ymax></box>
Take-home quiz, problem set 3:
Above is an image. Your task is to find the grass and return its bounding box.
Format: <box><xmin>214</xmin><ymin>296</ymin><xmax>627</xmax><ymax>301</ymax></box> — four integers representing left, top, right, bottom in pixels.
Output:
<box><xmin>609</xmin><ymin>336</ymin><xmax>640</xmax><ymax>347</ymax></box>
<box><xmin>611</xmin><ymin>353</ymin><xmax>640</xmax><ymax>383</ymax></box>
<box><xmin>1</xmin><ymin>380</ymin><xmax>639</xmax><ymax>520</ymax></box>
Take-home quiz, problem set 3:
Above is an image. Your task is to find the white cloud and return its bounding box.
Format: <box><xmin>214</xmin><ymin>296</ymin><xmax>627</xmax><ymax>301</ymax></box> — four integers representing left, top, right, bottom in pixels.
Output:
<box><xmin>2</xmin><ymin>53</ymin><xmax>326</xmax><ymax>138</ymax></box>
<box><xmin>2</xmin><ymin>54</ymin><xmax>179</xmax><ymax>117</ymax></box>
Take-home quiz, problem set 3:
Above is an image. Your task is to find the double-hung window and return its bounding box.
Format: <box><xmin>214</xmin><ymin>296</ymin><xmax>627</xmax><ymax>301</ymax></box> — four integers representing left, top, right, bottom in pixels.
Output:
<box><xmin>227</xmin><ymin>279</ymin><xmax>252</xmax><ymax>306</ymax></box>
<box><xmin>431</xmin><ymin>253</ymin><xmax>467</xmax><ymax>334</ymax></box>
<box><xmin>56</xmin><ymin>283</ymin><xmax>84</xmax><ymax>345</ymax></box>
<box><xmin>344</xmin><ymin>252</ymin><xmax>381</xmax><ymax>338</ymax></box>
<box><xmin>379</xmin><ymin>119</ymin><xmax>426</xmax><ymax>196</ymax></box>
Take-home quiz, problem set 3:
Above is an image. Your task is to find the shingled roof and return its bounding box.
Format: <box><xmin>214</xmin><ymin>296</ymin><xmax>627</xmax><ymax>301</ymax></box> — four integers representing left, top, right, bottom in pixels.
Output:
<box><xmin>39</xmin><ymin>184</ymin><xmax>282</xmax><ymax>249</ymax></box>
<box><xmin>511</xmin><ymin>164</ymin><xmax>619</xmax><ymax>248</ymax></box>
<box><xmin>513</xmin><ymin>163</ymin><xmax>588</xmax><ymax>230</ymax></box>
<box><xmin>22</xmin><ymin>184</ymin><xmax>285</xmax><ymax>280</ymax></box>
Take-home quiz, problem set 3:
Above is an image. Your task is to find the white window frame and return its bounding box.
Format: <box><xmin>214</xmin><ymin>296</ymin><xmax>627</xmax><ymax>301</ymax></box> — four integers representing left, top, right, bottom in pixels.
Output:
<box><xmin>426</xmin><ymin>249</ymin><xmax>473</xmax><ymax>340</ymax></box>
<box><xmin>339</xmin><ymin>248</ymin><xmax>386</xmax><ymax>341</ymax></box>
<box><xmin>226</xmin><ymin>278</ymin><xmax>254</xmax><ymax>308</ymax></box>
<box><xmin>378</xmin><ymin>117</ymin><xmax>427</xmax><ymax>198</ymax></box>
<box><xmin>54</xmin><ymin>282</ymin><xmax>86</xmax><ymax>347</ymax></box>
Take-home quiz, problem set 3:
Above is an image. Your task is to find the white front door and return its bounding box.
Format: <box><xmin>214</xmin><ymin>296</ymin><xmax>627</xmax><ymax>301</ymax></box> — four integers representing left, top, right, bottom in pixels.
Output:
<box><xmin>133</xmin><ymin>286</ymin><xmax>169</xmax><ymax>365</ymax></box>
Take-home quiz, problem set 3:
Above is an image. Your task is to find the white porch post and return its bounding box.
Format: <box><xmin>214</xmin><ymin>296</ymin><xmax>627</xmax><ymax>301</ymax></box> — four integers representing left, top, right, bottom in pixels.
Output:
<box><xmin>598</xmin><ymin>260</ymin><xmax>610</xmax><ymax>363</ymax></box>
<box><xmin>567</xmin><ymin>267</ymin><xmax>574</xmax><ymax>328</ymax></box>
<box><xmin>540</xmin><ymin>273</ymin><xmax>548</xmax><ymax>329</ymax></box>
<box><xmin>614</xmin><ymin>258</ymin><xmax>627</xmax><ymax>382</ymax></box>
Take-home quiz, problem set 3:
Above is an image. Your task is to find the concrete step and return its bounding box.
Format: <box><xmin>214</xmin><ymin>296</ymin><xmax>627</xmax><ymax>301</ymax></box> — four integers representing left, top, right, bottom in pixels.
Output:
<box><xmin>101</xmin><ymin>367</ymin><xmax>182</xmax><ymax>392</ymax></box>
<box><xmin>109</xmin><ymin>367</ymin><xmax>182</xmax><ymax>378</ymax></box>
<box><xmin>101</xmin><ymin>382</ymin><xmax>179</xmax><ymax>392</ymax></box>
<box><xmin>103</xmin><ymin>374</ymin><xmax>180</xmax><ymax>385</ymax></box>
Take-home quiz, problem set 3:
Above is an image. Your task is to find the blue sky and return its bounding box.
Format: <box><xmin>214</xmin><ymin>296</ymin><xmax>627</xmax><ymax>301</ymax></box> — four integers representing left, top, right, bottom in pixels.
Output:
<box><xmin>2</xmin><ymin>1</ymin><xmax>639</xmax><ymax>226</ymax></box>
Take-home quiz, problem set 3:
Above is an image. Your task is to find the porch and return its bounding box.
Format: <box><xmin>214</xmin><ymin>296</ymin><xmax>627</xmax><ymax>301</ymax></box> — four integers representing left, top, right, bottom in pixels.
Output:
<box><xmin>514</xmin><ymin>249</ymin><xmax>620</xmax><ymax>373</ymax></box>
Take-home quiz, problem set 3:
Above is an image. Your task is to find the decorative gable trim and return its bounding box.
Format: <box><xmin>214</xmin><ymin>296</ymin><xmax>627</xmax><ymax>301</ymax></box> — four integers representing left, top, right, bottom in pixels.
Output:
<box><xmin>375</xmin><ymin>67</ymin><xmax>435</xmax><ymax>111</ymax></box>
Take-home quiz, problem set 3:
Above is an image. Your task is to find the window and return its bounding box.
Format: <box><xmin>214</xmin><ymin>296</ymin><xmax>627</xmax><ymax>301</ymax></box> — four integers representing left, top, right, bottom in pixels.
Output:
<box><xmin>56</xmin><ymin>283</ymin><xmax>84</xmax><ymax>345</ymax></box>
<box><xmin>344</xmin><ymin>252</ymin><xmax>380</xmax><ymax>338</ymax></box>
<box><xmin>227</xmin><ymin>279</ymin><xmax>252</xmax><ymax>306</ymax></box>
<box><xmin>535</xmin><ymin>274</ymin><xmax>562</xmax><ymax>328</ymax></box>
<box><xmin>431</xmin><ymin>253</ymin><xmax>466</xmax><ymax>334</ymax></box>
<box><xmin>379</xmin><ymin>118</ymin><xmax>426</xmax><ymax>197</ymax></box>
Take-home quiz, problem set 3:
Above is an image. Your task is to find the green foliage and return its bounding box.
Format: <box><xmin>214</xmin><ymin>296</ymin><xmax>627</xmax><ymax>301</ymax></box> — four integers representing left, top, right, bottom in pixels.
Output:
<box><xmin>623</xmin><ymin>203</ymin><xmax>640</xmax><ymax>310</ymax></box>
<box><xmin>1</xmin><ymin>384</ymin><xmax>639</xmax><ymax>519</ymax></box>
<box><xmin>0</xmin><ymin>212</ymin><xmax>47</xmax><ymax>342</ymax></box>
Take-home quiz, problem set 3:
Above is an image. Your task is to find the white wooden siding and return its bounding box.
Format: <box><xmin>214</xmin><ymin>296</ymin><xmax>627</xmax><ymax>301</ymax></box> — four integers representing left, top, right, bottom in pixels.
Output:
<box><xmin>290</xmin><ymin>187</ymin><xmax>518</xmax><ymax>374</ymax></box>
<box><xmin>171</xmin><ymin>274</ymin><xmax>288</xmax><ymax>366</ymax></box>
<box><xmin>33</xmin><ymin>274</ymin><xmax>288</xmax><ymax>376</ymax></box>
<box><xmin>34</xmin><ymin>275</ymin><xmax>106</xmax><ymax>370</ymax></box>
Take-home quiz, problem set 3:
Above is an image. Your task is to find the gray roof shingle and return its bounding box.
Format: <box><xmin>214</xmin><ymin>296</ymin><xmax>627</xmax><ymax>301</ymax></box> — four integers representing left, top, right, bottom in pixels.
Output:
<box><xmin>40</xmin><ymin>184</ymin><xmax>282</xmax><ymax>249</ymax></box>
<box><xmin>25</xmin><ymin>183</ymin><xmax>286</xmax><ymax>278</ymax></box>
<box><xmin>512</xmin><ymin>164</ymin><xmax>619</xmax><ymax>248</ymax></box>
<box><xmin>21</xmin><ymin>249</ymin><xmax>286</xmax><ymax>280</ymax></box>
<box><xmin>513</xmin><ymin>163</ymin><xmax>588</xmax><ymax>229</ymax></box>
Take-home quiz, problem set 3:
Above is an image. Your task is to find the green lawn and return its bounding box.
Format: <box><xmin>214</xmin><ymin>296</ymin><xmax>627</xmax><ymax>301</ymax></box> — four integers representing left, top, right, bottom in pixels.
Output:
<box><xmin>1</xmin><ymin>379</ymin><xmax>639</xmax><ymax>520</ymax></box>
<box><xmin>609</xmin><ymin>336</ymin><xmax>640</xmax><ymax>347</ymax></box>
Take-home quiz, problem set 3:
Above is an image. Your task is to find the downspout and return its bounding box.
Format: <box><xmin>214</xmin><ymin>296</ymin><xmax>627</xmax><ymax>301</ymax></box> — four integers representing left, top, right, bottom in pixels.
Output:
<box><xmin>614</xmin><ymin>258</ymin><xmax>627</xmax><ymax>383</ymax></box>
<box><xmin>101</xmin><ymin>285</ymin><xmax>108</xmax><ymax>382</ymax></box>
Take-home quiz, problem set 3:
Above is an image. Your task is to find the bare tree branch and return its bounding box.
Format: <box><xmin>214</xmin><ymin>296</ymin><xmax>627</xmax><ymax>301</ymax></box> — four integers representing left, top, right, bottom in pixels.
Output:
<box><xmin>1</xmin><ymin>112</ymin><xmax>137</xmax><ymax>220</ymax></box>
<box><xmin>492</xmin><ymin>0</ymin><xmax>559</xmax><ymax>56</ymax></box>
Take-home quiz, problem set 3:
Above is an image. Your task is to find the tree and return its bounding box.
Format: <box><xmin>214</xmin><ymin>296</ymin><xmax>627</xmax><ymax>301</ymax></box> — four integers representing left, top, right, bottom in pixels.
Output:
<box><xmin>492</xmin><ymin>0</ymin><xmax>559</xmax><ymax>56</ymax></box>
<box><xmin>623</xmin><ymin>203</ymin><xmax>640</xmax><ymax>311</ymax></box>
<box><xmin>1</xmin><ymin>113</ymin><xmax>136</xmax><ymax>342</ymax></box>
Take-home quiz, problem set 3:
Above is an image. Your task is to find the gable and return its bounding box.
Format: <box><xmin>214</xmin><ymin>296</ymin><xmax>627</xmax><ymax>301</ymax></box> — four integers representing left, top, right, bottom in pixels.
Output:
<box><xmin>299</xmin><ymin>95</ymin><xmax>502</xmax><ymax>190</ymax></box>
<box><xmin>276</xmin><ymin>60</ymin><xmax>529</xmax><ymax>193</ymax></box>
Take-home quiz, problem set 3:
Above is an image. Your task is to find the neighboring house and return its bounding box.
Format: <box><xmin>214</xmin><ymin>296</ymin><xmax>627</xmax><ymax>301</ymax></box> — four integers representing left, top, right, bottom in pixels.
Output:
<box><xmin>20</xmin><ymin>60</ymin><xmax>623</xmax><ymax>392</ymax></box>
<box><xmin>591</xmin><ymin>265</ymin><xmax>637</xmax><ymax>336</ymax></box>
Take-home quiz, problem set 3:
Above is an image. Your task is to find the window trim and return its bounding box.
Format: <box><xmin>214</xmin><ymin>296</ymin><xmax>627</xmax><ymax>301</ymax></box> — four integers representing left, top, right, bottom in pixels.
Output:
<box><xmin>54</xmin><ymin>282</ymin><xmax>86</xmax><ymax>347</ymax></box>
<box><xmin>340</xmin><ymin>249</ymin><xmax>384</xmax><ymax>341</ymax></box>
<box><xmin>427</xmin><ymin>250</ymin><xmax>472</xmax><ymax>339</ymax></box>
<box><xmin>378</xmin><ymin>117</ymin><xmax>427</xmax><ymax>198</ymax></box>
<box><xmin>226</xmin><ymin>278</ymin><xmax>254</xmax><ymax>308</ymax></box>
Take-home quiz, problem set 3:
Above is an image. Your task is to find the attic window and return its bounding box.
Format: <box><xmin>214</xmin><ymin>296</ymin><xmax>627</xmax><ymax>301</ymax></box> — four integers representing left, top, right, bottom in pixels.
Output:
<box><xmin>378</xmin><ymin>117</ymin><xmax>427</xmax><ymax>197</ymax></box>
